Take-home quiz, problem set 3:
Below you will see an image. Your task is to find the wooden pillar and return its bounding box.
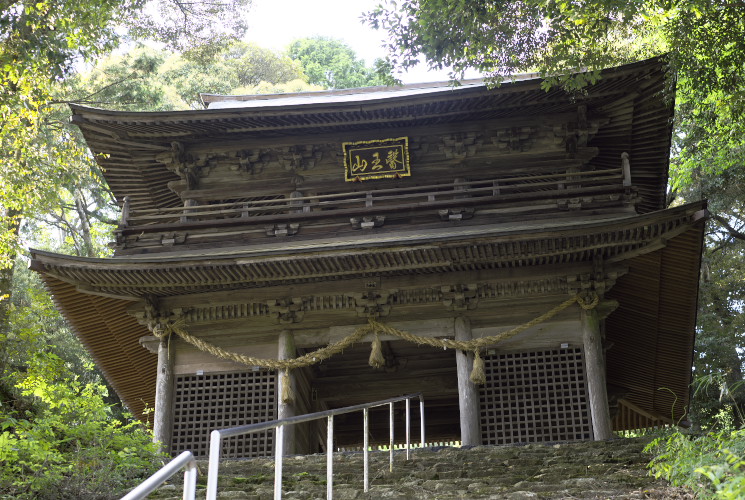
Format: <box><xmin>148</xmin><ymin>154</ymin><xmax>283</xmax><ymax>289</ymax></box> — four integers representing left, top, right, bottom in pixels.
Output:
<box><xmin>153</xmin><ymin>337</ymin><xmax>175</xmax><ymax>453</ymax></box>
<box><xmin>455</xmin><ymin>316</ymin><xmax>482</xmax><ymax>446</ymax></box>
<box><xmin>581</xmin><ymin>308</ymin><xmax>613</xmax><ymax>440</ymax></box>
<box><xmin>277</xmin><ymin>330</ymin><xmax>296</xmax><ymax>455</ymax></box>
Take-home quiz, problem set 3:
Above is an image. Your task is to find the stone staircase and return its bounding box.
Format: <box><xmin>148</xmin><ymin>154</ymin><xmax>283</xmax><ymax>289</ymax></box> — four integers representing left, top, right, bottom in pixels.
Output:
<box><xmin>150</xmin><ymin>437</ymin><xmax>693</xmax><ymax>499</ymax></box>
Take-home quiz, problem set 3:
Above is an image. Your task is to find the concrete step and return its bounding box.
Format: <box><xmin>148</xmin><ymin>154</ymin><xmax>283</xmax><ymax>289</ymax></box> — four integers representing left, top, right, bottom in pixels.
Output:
<box><xmin>149</xmin><ymin>437</ymin><xmax>693</xmax><ymax>499</ymax></box>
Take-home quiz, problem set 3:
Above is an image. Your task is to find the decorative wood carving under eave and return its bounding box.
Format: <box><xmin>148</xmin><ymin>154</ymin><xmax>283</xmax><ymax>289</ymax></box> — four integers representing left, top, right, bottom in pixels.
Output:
<box><xmin>350</xmin><ymin>216</ymin><xmax>385</xmax><ymax>229</ymax></box>
<box><xmin>441</xmin><ymin>283</ymin><xmax>480</xmax><ymax>310</ymax></box>
<box><xmin>267</xmin><ymin>297</ymin><xmax>308</xmax><ymax>324</ymax></box>
<box><xmin>155</xmin><ymin>142</ymin><xmax>218</xmax><ymax>195</ymax></box>
<box><xmin>123</xmin><ymin>267</ymin><xmax>628</xmax><ymax>327</ymax></box>
<box><xmin>198</xmin><ymin>144</ymin><xmax>334</xmax><ymax>179</ymax></box>
<box><xmin>348</xmin><ymin>290</ymin><xmax>397</xmax><ymax>318</ymax></box>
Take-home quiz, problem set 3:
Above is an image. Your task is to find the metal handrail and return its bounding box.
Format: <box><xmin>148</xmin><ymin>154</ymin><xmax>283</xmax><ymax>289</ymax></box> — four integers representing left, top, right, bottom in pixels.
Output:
<box><xmin>206</xmin><ymin>392</ymin><xmax>425</xmax><ymax>500</ymax></box>
<box><xmin>120</xmin><ymin>450</ymin><xmax>198</xmax><ymax>500</ymax></box>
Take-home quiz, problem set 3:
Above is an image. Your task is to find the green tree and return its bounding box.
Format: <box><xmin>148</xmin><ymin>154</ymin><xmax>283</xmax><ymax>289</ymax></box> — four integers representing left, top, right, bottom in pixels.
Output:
<box><xmin>70</xmin><ymin>43</ymin><xmax>313</xmax><ymax>111</ymax></box>
<box><xmin>0</xmin><ymin>2</ymin><xmax>257</xmax><ymax>495</ymax></box>
<box><xmin>129</xmin><ymin>0</ymin><xmax>251</xmax><ymax>55</ymax></box>
<box><xmin>288</xmin><ymin>36</ymin><xmax>393</xmax><ymax>89</ymax></box>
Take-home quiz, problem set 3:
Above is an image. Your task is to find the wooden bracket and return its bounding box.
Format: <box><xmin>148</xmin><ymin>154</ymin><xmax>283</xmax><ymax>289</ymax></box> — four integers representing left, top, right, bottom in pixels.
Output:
<box><xmin>350</xmin><ymin>216</ymin><xmax>385</xmax><ymax>229</ymax></box>
<box><xmin>349</xmin><ymin>290</ymin><xmax>396</xmax><ymax>318</ymax></box>
<box><xmin>440</xmin><ymin>132</ymin><xmax>483</xmax><ymax>159</ymax></box>
<box><xmin>265</xmin><ymin>224</ymin><xmax>300</xmax><ymax>237</ymax></box>
<box><xmin>441</xmin><ymin>283</ymin><xmax>480</xmax><ymax>310</ymax></box>
<box><xmin>268</xmin><ymin>297</ymin><xmax>307</xmax><ymax>324</ymax></box>
<box><xmin>438</xmin><ymin>208</ymin><xmax>474</xmax><ymax>221</ymax></box>
<box><xmin>161</xmin><ymin>232</ymin><xmax>186</xmax><ymax>246</ymax></box>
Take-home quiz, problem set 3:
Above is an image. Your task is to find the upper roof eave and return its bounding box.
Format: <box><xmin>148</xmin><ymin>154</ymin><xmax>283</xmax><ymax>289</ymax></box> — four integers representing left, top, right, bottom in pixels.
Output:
<box><xmin>68</xmin><ymin>57</ymin><xmax>666</xmax><ymax>122</ymax></box>
<box><xmin>69</xmin><ymin>56</ymin><xmax>674</xmax><ymax>214</ymax></box>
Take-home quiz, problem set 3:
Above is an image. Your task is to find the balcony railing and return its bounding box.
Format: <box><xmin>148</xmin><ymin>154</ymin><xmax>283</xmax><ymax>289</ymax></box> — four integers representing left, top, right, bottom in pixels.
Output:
<box><xmin>114</xmin><ymin>167</ymin><xmax>634</xmax><ymax>250</ymax></box>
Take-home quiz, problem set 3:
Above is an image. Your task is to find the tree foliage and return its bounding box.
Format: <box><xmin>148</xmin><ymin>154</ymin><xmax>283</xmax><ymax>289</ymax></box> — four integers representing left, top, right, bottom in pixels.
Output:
<box><xmin>68</xmin><ymin>43</ymin><xmax>313</xmax><ymax>111</ymax></box>
<box><xmin>128</xmin><ymin>0</ymin><xmax>252</xmax><ymax>55</ymax></box>
<box><xmin>288</xmin><ymin>36</ymin><xmax>393</xmax><ymax>89</ymax></box>
<box><xmin>0</xmin><ymin>265</ymin><xmax>161</xmax><ymax>499</ymax></box>
<box><xmin>0</xmin><ymin>1</ymin><xmax>259</xmax><ymax>495</ymax></box>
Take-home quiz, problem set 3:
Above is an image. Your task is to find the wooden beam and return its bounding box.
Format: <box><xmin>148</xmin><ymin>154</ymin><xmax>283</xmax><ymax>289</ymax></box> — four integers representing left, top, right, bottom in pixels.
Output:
<box><xmin>153</xmin><ymin>337</ymin><xmax>175</xmax><ymax>453</ymax></box>
<box><xmin>277</xmin><ymin>330</ymin><xmax>296</xmax><ymax>456</ymax></box>
<box><xmin>314</xmin><ymin>374</ymin><xmax>457</xmax><ymax>402</ymax></box>
<box><xmin>582</xmin><ymin>309</ymin><xmax>613</xmax><ymax>440</ymax></box>
<box><xmin>455</xmin><ymin>317</ymin><xmax>481</xmax><ymax>446</ymax></box>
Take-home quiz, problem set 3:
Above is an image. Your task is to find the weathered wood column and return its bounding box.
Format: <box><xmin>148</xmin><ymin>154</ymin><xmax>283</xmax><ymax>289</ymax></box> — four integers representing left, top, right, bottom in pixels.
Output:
<box><xmin>455</xmin><ymin>316</ymin><xmax>482</xmax><ymax>446</ymax></box>
<box><xmin>581</xmin><ymin>308</ymin><xmax>613</xmax><ymax>440</ymax></box>
<box><xmin>153</xmin><ymin>337</ymin><xmax>175</xmax><ymax>453</ymax></box>
<box><xmin>277</xmin><ymin>330</ymin><xmax>296</xmax><ymax>455</ymax></box>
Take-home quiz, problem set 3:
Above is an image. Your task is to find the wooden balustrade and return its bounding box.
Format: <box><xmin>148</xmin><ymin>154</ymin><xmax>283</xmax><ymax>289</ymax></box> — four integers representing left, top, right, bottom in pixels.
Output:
<box><xmin>120</xmin><ymin>168</ymin><xmax>628</xmax><ymax>230</ymax></box>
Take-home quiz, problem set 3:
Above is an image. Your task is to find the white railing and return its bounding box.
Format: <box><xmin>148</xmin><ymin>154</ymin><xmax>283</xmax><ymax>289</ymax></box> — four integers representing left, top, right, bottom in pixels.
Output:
<box><xmin>120</xmin><ymin>450</ymin><xmax>198</xmax><ymax>500</ymax></box>
<box><xmin>206</xmin><ymin>392</ymin><xmax>424</xmax><ymax>500</ymax></box>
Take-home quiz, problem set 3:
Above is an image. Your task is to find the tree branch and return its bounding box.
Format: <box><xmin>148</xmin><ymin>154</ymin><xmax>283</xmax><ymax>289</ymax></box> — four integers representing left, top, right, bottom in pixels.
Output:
<box><xmin>711</xmin><ymin>213</ymin><xmax>745</xmax><ymax>241</ymax></box>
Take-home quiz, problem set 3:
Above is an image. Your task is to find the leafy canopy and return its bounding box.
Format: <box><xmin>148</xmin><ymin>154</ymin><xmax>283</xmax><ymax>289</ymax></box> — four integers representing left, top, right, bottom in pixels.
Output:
<box><xmin>288</xmin><ymin>36</ymin><xmax>394</xmax><ymax>89</ymax></box>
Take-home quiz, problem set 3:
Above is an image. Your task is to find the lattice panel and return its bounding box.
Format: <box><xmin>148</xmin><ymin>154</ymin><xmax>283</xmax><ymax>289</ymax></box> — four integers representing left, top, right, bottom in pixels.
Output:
<box><xmin>480</xmin><ymin>348</ymin><xmax>592</xmax><ymax>444</ymax></box>
<box><xmin>172</xmin><ymin>370</ymin><xmax>276</xmax><ymax>458</ymax></box>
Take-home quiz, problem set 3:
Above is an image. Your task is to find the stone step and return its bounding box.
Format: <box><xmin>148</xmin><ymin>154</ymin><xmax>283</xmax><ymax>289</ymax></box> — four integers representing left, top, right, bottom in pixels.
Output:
<box><xmin>149</xmin><ymin>437</ymin><xmax>693</xmax><ymax>499</ymax></box>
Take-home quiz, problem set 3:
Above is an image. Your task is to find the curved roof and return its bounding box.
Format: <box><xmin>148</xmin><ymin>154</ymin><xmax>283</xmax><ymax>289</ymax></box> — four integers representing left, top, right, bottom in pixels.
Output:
<box><xmin>70</xmin><ymin>58</ymin><xmax>674</xmax><ymax>215</ymax></box>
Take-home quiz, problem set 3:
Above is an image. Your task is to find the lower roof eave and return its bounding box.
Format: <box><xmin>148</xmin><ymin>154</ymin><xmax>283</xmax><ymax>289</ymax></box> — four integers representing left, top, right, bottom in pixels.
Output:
<box><xmin>29</xmin><ymin>201</ymin><xmax>707</xmax><ymax>301</ymax></box>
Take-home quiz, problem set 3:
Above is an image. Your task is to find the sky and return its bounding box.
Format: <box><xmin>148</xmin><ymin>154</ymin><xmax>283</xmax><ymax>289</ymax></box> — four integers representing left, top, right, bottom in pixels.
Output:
<box><xmin>243</xmin><ymin>0</ymin><xmax>476</xmax><ymax>84</ymax></box>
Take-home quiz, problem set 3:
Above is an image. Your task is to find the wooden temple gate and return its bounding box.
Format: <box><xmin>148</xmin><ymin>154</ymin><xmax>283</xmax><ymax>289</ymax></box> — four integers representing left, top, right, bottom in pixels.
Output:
<box><xmin>31</xmin><ymin>58</ymin><xmax>705</xmax><ymax>457</ymax></box>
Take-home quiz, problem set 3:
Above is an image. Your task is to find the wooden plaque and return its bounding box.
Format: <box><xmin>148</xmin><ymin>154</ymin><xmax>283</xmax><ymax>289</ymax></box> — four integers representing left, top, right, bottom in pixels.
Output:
<box><xmin>342</xmin><ymin>137</ymin><xmax>410</xmax><ymax>182</ymax></box>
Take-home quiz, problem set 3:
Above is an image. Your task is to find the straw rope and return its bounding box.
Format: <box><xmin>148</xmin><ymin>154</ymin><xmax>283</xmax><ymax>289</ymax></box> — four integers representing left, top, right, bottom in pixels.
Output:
<box><xmin>368</xmin><ymin>292</ymin><xmax>598</xmax><ymax>352</ymax></box>
<box><xmin>153</xmin><ymin>292</ymin><xmax>599</xmax><ymax>387</ymax></box>
<box><xmin>164</xmin><ymin>321</ymin><xmax>374</xmax><ymax>370</ymax></box>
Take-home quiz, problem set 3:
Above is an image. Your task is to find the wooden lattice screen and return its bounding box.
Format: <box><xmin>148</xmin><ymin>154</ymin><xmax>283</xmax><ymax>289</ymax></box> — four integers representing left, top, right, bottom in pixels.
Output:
<box><xmin>172</xmin><ymin>370</ymin><xmax>276</xmax><ymax>458</ymax></box>
<box><xmin>479</xmin><ymin>347</ymin><xmax>592</xmax><ymax>444</ymax></box>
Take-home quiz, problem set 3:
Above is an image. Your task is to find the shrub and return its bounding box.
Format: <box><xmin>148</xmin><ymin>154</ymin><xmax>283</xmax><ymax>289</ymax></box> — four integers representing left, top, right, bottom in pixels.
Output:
<box><xmin>646</xmin><ymin>409</ymin><xmax>745</xmax><ymax>499</ymax></box>
<box><xmin>0</xmin><ymin>355</ymin><xmax>163</xmax><ymax>499</ymax></box>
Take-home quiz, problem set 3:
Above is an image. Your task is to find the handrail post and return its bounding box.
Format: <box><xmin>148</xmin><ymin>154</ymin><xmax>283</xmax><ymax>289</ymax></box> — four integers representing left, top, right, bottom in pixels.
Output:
<box><xmin>363</xmin><ymin>408</ymin><xmax>369</xmax><ymax>492</ymax></box>
<box><xmin>206</xmin><ymin>431</ymin><xmax>222</xmax><ymax>500</ymax></box>
<box><xmin>389</xmin><ymin>402</ymin><xmax>394</xmax><ymax>472</ymax></box>
<box><xmin>183</xmin><ymin>459</ymin><xmax>198</xmax><ymax>500</ymax></box>
<box><xmin>274</xmin><ymin>425</ymin><xmax>284</xmax><ymax>500</ymax></box>
<box><xmin>121</xmin><ymin>451</ymin><xmax>197</xmax><ymax>500</ymax></box>
<box><xmin>327</xmin><ymin>415</ymin><xmax>334</xmax><ymax>500</ymax></box>
<box><xmin>405</xmin><ymin>398</ymin><xmax>411</xmax><ymax>460</ymax></box>
<box><xmin>419</xmin><ymin>395</ymin><xmax>425</xmax><ymax>448</ymax></box>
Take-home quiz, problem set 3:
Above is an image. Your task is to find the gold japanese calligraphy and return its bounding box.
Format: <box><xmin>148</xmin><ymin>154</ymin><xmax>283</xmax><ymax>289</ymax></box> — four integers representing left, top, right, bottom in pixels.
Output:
<box><xmin>342</xmin><ymin>137</ymin><xmax>410</xmax><ymax>182</ymax></box>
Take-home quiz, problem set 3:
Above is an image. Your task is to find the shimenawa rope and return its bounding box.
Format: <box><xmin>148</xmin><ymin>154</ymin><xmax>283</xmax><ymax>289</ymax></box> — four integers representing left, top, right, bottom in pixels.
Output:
<box><xmin>152</xmin><ymin>293</ymin><xmax>599</xmax><ymax>397</ymax></box>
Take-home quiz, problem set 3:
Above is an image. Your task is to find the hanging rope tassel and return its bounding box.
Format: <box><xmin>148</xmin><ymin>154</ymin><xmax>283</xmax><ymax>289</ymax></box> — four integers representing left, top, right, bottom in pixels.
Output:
<box><xmin>369</xmin><ymin>332</ymin><xmax>385</xmax><ymax>369</ymax></box>
<box><xmin>470</xmin><ymin>349</ymin><xmax>486</xmax><ymax>385</ymax></box>
<box><xmin>280</xmin><ymin>369</ymin><xmax>294</xmax><ymax>405</ymax></box>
